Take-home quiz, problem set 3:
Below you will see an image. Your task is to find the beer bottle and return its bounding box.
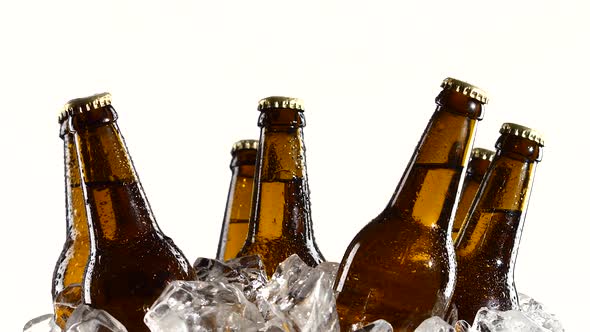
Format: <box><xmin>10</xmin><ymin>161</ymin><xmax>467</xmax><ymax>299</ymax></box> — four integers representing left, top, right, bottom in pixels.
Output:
<box><xmin>51</xmin><ymin>111</ymin><xmax>90</xmax><ymax>329</ymax></box>
<box><xmin>65</xmin><ymin>93</ymin><xmax>196</xmax><ymax>331</ymax></box>
<box><xmin>451</xmin><ymin>123</ymin><xmax>544</xmax><ymax>323</ymax></box>
<box><xmin>215</xmin><ymin>139</ymin><xmax>258</xmax><ymax>261</ymax></box>
<box><xmin>451</xmin><ymin>148</ymin><xmax>494</xmax><ymax>242</ymax></box>
<box><xmin>334</xmin><ymin>78</ymin><xmax>488</xmax><ymax>331</ymax></box>
<box><xmin>237</xmin><ymin>96</ymin><xmax>325</xmax><ymax>275</ymax></box>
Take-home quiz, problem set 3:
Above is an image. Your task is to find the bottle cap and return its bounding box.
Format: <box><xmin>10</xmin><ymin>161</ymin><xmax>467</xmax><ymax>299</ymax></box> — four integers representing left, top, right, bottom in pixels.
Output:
<box><xmin>258</xmin><ymin>96</ymin><xmax>304</xmax><ymax>112</ymax></box>
<box><xmin>471</xmin><ymin>147</ymin><xmax>495</xmax><ymax>161</ymax></box>
<box><xmin>58</xmin><ymin>108</ymin><xmax>69</xmax><ymax>124</ymax></box>
<box><xmin>60</xmin><ymin>92</ymin><xmax>112</xmax><ymax>122</ymax></box>
<box><xmin>231</xmin><ymin>139</ymin><xmax>259</xmax><ymax>155</ymax></box>
<box><xmin>441</xmin><ymin>78</ymin><xmax>489</xmax><ymax>104</ymax></box>
<box><xmin>499</xmin><ymin>123</ymin><xmax>545</xmax><ymax>146</ymax></box>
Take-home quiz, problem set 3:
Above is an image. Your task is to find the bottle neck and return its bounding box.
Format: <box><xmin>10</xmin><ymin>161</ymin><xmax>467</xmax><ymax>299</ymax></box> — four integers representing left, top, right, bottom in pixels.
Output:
<box><xmin>452</xmin><ymin>157</ymin><xmax>492</xmax><ymax>235</ymax></box>
<box><xmin>228</xmin><ymin>159</ymin><xmax>256</xmax><ymax>221</ymax></box>
<box><xmin>62</xmin><ymin>125</ymin><xmax>88</xmax><ymax>240</ymax></box>
<box><xmin>466</xmin><ymin>157</ymin><xmax>491</xmax><ymax>183</ymax></box>
<box><xmin>227</xmin><ymin>149</ymin><xmax>257</xmax><ymax>222</ymax></box>
<box><xmin>72</xmin><ymin>106</ymin><xmax>160</xmax><ymax>242</ymax></box>
<box><xmin>230</xmin><ymin>148</ymin><xmax>257</xmax><ymax>174</ymax></box>
<box><xmin>456</xmin><ymin>151</ymin><xmax>539</xmax><ymax>265</ymax></box>
<box><xmin>388</xmin><ymin>106</ymin><xmax>479</xmax><ymax>231</ymax></box>
<box><xmin>217</xmin><ymin>156</ymin><xmax>256</xmax><ymax>260</ymax></box>
<box><xmin>247</xmin><ymin>110</ymin><xmax>313</xmax><ymax>241</ymax></box>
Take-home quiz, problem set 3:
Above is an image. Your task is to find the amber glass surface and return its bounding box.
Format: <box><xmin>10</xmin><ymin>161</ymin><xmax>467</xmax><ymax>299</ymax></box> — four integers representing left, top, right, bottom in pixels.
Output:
<box><xmin>451</xmin><ymin>151</ymin><xmax>493</xmax><ymax>242</ymax></box>
<box><xmin>451</xmin><ymin>132</ymin><xmax>542</xmax><ymax>323</ymax></box>
<box><xmin>216</xmin><ymin>147</ymin><xmax>257</xmax><ymax>261</ymax></box>
<box><xmin>71</xmin><ymin>104</ymin><xmax>196</xmax><ymax>332</ymax></box>
<box><xmin>335</xmin><ymin>87</ymin><xmax>484</xmax><ymax>331</ymax></box>
<box><xmin>51</xmin><ymin>118</ymin><xmax>90</xmax><ymax>328</ymax></box>
<box><xmin>238</xmin><ymin>106</ymin><xmax>325</xmax><ymax>276</ymax></box>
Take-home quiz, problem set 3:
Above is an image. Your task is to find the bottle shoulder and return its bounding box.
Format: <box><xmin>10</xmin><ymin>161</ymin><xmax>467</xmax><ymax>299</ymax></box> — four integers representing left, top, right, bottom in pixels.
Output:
<box><xmin>240</xmin><ymin>236</ymin><xmax>324</xmax><ymax>274</ymax></box>
<box><xmin>90</xmin><ymin>232</ymin><xmax>195</xmax><ymax>277</ymax></box>
<box><xmin>340</xmin><ymin>210</ymin><xmax>452</xmax><ymax>269</ymax></box>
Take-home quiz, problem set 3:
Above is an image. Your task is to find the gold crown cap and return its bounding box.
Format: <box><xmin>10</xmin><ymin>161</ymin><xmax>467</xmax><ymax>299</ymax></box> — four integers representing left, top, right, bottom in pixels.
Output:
<box><xmin>441</xmin><ymin>77</ymin><xmax>489</xmax><ymax>104</ymax></box>
<box><xmin>231</xmin><ymin>139</ymin><xmax>259</xmax><ymax>154</ymax></box>
<box><xmin>59</xmin><ymin>92</ymin><xmax>112</xmax><ymax>123</ymax></box>
<box><xmin>499</xmin><ymin>123</ymin><xmax>545</xmax><ymax>146</ymax></box>
<box><xmin>471</xmin><ymin>147</ymin><xmax>495</xmax><ymax>161</ymax></box>
<box><xmin>258</xmin><ymin>96</ymin><xmax>304</xmax><ymax>111</ymax></box>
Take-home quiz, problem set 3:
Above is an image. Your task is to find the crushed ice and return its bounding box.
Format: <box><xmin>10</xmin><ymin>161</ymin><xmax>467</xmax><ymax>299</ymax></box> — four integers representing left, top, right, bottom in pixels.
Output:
<box><xmin>145</xmin><ymin>254</ymin><xmax>339</xmax><ymax>332</ymax></box>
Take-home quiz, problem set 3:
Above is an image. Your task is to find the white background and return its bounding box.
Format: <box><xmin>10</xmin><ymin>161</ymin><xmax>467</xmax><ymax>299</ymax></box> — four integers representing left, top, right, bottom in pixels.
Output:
<box><xmin>1</xmin><ymin>1</ymin><xmax>588</xmax><ymax>331</ymax></box>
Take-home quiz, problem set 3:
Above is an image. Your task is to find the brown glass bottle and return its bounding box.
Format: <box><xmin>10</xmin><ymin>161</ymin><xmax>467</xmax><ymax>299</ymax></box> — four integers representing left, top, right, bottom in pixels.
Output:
<box><xmin>237</xmin><ymin>96</ymin><xmax>325</xmax><ymax>276</ymax></box>
<box><xmin>451</xmin><ymin>148</ymin><xmax>494</xmax><ymax>242</ymax></box>
<box><xmin>334</xmin><ymin>78</ymin><xmax>488</xmax><ymax>331</ymax></box>
<box><xmin>451</xmin><ymin>123</ymin><xmax>544</xmax><ymax>323</ymax></box>
<box><xmin>51</xmin><ymin>111</ymin><xmax>90</xmax><ymax>329</ymax></box>
<box><xmin>216</xmin><ymin>139</ymin><xmax>258</xmax><ymax>261</ymax></box>
<box><xmin>65</xmin><ymin>93</ymin><xmax>196</xmax><ymax>332</ymax></box>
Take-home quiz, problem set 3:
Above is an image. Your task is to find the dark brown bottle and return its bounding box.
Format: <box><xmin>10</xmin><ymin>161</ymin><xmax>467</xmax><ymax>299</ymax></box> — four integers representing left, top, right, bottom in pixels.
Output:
<box><xmin>334</xmin><ymin>78</ymin><xmax>488</xmax><ymax>331</ymax></box>
<box><xmin>216</xmin><ymin>139</ymin><xmax>258</xmax><ymax>261</ymax></box>
<box><xmin>451</xmin><ymin>148</ymin><xmax>494</xmax><ymax>242</ymax></box>
<box><xmin>451</xmin><ymin>123</ymin><xmax>544</xmax><ymax>323</ymax></box>
<box><xmin>51</xmin><ymin>111</ymin><xmax>90</xmax><ymax>329</ymax></box>
<box><xmin>237</xmin><ymin>96</ymin><xmax>325</xmax><ymax>276</ymax></box>
<box><xmin>65</xmin><ymin>93</ymin><xmax>196</xmax><ymax>331</ymax></box>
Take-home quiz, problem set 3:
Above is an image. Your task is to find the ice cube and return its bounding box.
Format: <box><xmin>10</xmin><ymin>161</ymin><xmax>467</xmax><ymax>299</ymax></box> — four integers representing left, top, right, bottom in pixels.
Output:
<box><xmin>472</xmin><ymin>307</ymin><xmax>546</xmax><ymax>332</ymax></box>
<box><xmin>193</xmin><ymin>255</ymin><xmax>268</xmax><ymax>302</ymax></box>
<box><xmin>415</xmin><ymin>316</ymin><xmax>454</xmax><ymax>332</ymax></box>
<box><xmin>316</xmin><ymin>261</ymin><xmax>340</xmax><ymax>288</ymax></box>
<box><xmin>65</xmin><ymin>304</ymin><xmax>128</xmax><ymax>332</ymax></box>
<box><xmin>351</xmin><ymin>319</ymin><xmax>394</xmax><ymax>332</ymax></box>
<box><xmin>23</xmin><ymin>314</ymin><xmax>60</xmax><ymax>332</ymax></box>
<box><xmin>144</xmin><ymin>280</ymin><xmax>263</xmax><ymax>332</ymax></box>
<box><xmin>258</xmin><ymin>254</ymin><xmax>340</xmax><ymax>332</ymax></box>
<box><xmin>519</xmin><ymin>293</ymin><xmax>564</xmax><ymax>332</ymax></box>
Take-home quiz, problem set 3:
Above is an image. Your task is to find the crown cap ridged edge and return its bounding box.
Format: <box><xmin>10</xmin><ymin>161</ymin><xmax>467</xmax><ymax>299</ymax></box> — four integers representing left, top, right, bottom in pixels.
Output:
<box><xmin>258</xmin><ymin>96</ymin><xmax>304</xmax><ymax>111</ymax></box>
<box><xmin>231</xmin><ymin>139</ymin><xmax>259</xmax><ymax>155</ymax></box>
<box><xmin>59</xmin><ymin>92</ymin><xmax>112</xmax><ymax>123</ymax></box>
<box><xmin>471</xmin><ymin>147</ymin><xmax>495</xmax><ymax>161</ymax></box>
<box><xmin>441</xmin><ymin>77</ymin><xmax>489</xmax><ymax>104</ymax></box>
<box><xmin>499</xmin><ymin>123</ymin><xmax>545</xmax><ymax>146</ymax></box>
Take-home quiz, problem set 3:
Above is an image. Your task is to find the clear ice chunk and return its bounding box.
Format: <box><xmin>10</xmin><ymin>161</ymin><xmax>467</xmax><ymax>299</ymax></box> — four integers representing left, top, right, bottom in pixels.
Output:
<box><xmin>519</xmin><ymin>293</ymin><xmax>564</xmax><ymax>332</ymax></box>
<box><xmin>351</xmin><ymin>319</ymin><xmax>394</xmax><ymax>332</ymax></box>
<box><xmin>463</xmin><ymin>294</ymin><xmax>565</xmax><ymax>332</ymax></box>
<box><xmin>471</xmin><ymin>307</ymin><xmax>546</xmax><ymax>332</ymax></box>
<box><xmin>144</xmin><ymin>280</ymin><xmax>263</xmax><ymax>332</ymax></box>
<box><xmin>316</xmin><ymin>261</ymin><xmax>340</xmax><ymax>288</ymax></box>
<box><xmin>23</xmin><ymin>314</ymin><xmax>60</xmax><ymax>332</ymax></box>
<box><xmin>414</xmin><ymin>316</ymin><xmax>454</xmax><ymax>332</ymax></box>
<box><xmin>193</xmin><ymin>255</ymin><xmax>268</xmax><ymax>302</ymax></box>
<box><xmin>65</xmin><ymin>304</ymin><xmax>128</xmax><ymax>332</ymax></box>
<box><xmin>258</xmin><ymin>254</ymin><xmax>340</xmax><ymax>332</ymax></box>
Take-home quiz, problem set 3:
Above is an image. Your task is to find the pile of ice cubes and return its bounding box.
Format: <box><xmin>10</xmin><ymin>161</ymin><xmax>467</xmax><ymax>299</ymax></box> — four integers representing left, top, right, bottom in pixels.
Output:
<box><xmin>24</xmin><ymin>255</ymin><xmax>564</xmax><ymax>332</ymax></box>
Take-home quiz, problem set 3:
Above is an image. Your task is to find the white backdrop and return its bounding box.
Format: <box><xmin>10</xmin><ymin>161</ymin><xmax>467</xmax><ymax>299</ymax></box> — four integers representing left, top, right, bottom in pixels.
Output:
<box><xmin>1</xmin><ymin>1</ymin><xmax>588</xmax><ymax>330</ymax></box>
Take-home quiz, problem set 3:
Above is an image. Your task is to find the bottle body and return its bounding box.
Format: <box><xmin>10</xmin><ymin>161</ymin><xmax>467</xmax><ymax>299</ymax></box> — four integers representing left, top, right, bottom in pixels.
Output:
<box><xmin>81</xmin><ymin>178</ymin><xmax>195</xmax><ymax>331</ymax></box>
<box><xmin>66</xmin><ymin>94</ymin><xmax>196</xmax><ymax>332</ymax></box>
<box><xmin>451</xmin><ymin>124</ymin><xmax>543</xmax><ymax>323</ymax></box>
<box><xmin>335</xmin><ymin>79</ymin><xmax>486</xmax><ymax>331</ymax></box>
<box><xmin>238</xmin><ymin>97</ymin><xmax>324</xmax><ymax>276</ymax></box>
<box><xmin>451</xmin><ymin>148</ymin><xmax>494</xmax><ymax>242</ymax></box>
<box><xmin>216</xmin><ymin>140</ymin><xmax>258</xmax><ymax>261</ymax></box>
<box><xmin>51</xmin><ymin>117</ymin><xmax>90</xmax><ymax>328</ymax></box>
